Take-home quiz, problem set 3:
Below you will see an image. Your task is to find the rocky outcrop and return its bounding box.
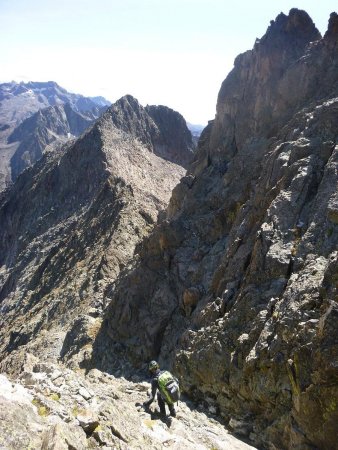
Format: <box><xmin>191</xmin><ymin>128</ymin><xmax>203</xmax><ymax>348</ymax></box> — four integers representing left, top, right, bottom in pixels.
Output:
<box><xmin>0</xmin><ymin>357</ymin><xmax>256</xmax><ymax>449</ymax></box>
<box><xmin>107</xmin><ymin>96</ymin><xmax>194</xmax><ymax>168</ymax></box>
<box><xmin>145</xmin><ymin>104</ymin><xmax>195</xmax><ymax>167</ymax></box>
<box><xmin>0</xmin><ymin>9</ymin><xmax>337</xmax><ymax>450</ymax></box>
<box><xmin>98</xmin><ymin>10</ymin><xmax>338</xmax><ymax>450</ymax></box>
<box><xmin>0</xmin><ymin>95</ymin><xmax>191</xmax><ymax>375</ymax></box>
<box><xmin>8</xmin><ymin>103</ymin><xmax>94</xmax><ymax>180</ymax></box>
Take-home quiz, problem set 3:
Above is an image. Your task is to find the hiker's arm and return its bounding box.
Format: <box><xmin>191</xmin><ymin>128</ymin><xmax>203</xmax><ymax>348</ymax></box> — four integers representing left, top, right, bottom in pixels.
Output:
<box><xmin>144</xmin><ymin>379</ymin><xmax>157</xmax><ymax>407</ymax></box>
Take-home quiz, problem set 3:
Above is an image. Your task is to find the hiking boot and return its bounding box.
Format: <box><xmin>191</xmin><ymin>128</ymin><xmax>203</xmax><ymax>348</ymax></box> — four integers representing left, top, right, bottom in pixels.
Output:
<box><xmin>169</xmin><ymin>405</ymin><xmax>176</xmax><ymax>417</ymax></box>
<box><xmin>166</xmin><ymin>416</ymin><xmax>173</xmax><ymax>427</ymax></box>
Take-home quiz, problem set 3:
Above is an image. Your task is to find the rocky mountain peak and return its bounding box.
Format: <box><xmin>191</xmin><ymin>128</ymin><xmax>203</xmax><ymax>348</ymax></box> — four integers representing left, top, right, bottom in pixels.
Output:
<box><xmin>25</xmin><ymin>80</ymin><xmax>63</xmax><ymax>90</ymax></box>
<box><xmin>0</xmin><ymin>81</ymin><xmax>110</xmax><ymax>120</ymax></box>
<box><xmin>0</xmin><ymin>81</ymin><xmax>111</xmax><ymax>190</ymax></box>
<box><xmin>102</xmin><ymin>94</ymin><xmax>157</xmax><ymax>150</ymax></box>
<box><xmin>205</xmin><ymin>9</ymin><xmax>328</xmax><ymax>173</ymax></box>
<box><xmin>95</xmin><ymin>10</ymin><xmax>338</xmax><ymax>450</ymax></box>
<box><xmin>0</xmin><ymin>9</ymin><xmax>337</xmax><ymax>450</ymax></box>
<box><xmin>145</xmin><ymin>104</ymin><xmax>195</xmax><ymax>168</ymax></box>
<box><xmin>101</xmin><ymin>95</ymin><xmax>194</xmax><ymax>168</ymax></box>
<box><xmin>0</xmin><ymin>89</ymin><xmax>191</xmax><ymax>374</ymax></box>
<box><xmin>324</xmin><ymin>11</ymin><xmax>338</xmax><ymax>41</ymax></box>
<box><xmin>7</xmin><ymin>103</ymin><xmax>95</xmax><ymax>181</ymax></box>
<box><xmin>115</xmin><ymin>93</ymin><xmax>142</xmax><ymax>110</ymax></box>
<box><xmin>263</xmin><ymin>9</ymin><xmax>320</xmax><ymax>44</ymax></box>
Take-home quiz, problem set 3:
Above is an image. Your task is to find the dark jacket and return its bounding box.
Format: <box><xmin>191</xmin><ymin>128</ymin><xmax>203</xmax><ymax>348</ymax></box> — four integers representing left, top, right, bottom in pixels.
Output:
<box><xmin>145</xmin><ymin>368</ymin><xmax>161</xmax><ymax>405</ymax></box>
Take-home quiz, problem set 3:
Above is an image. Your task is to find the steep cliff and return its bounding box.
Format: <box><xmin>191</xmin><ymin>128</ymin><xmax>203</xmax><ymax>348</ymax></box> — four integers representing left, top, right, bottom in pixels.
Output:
<box><xmin>0</xmin><ymin>95</ymin><xmax>191</xmax><ymax>376</ymax></box>
<box><xmin>107</xmin><ymin>96</ymin><xmax>194</xmax><ymax>168</ymax></box>
<box><xmin>145</xmin><ymin>104</ymin><xmax>195</xmax><ymax>168</ymax></box>
<box><xmin>98</xmin><ymin>10</ymin><xmax>338</xmax><ymax>450</ymax></box>
<box><xmin>1</xmin><ymin>9</ymin><xmax>337</xmax><ymax>450</ymax></box>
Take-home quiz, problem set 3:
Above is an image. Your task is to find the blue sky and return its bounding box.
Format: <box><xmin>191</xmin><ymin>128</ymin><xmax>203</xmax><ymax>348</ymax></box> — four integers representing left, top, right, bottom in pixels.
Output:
<box><xmin>1</xmin><ymin>0</ymin><xmax>337</xmax><ymax>124</ymax></box>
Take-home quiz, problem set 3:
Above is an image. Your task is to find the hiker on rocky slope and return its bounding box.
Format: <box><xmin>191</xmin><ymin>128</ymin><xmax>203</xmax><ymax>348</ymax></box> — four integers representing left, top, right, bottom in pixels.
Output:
<box><xmin>143</xmin><ymin>360</ymin><xmax>180</xmax><ymax>418</ymax></box>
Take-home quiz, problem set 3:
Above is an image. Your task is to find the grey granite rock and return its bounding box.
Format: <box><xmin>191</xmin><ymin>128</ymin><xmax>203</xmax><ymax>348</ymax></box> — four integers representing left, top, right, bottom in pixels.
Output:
<box><xmin>0</xmin><ymin>95</ymin><xmax>189</xmax><ymax>376</ymax></box>
<box><xmin>99</xmin><ymin>9</ymin><xmax>338</xmax><ymax>450</ymax></box>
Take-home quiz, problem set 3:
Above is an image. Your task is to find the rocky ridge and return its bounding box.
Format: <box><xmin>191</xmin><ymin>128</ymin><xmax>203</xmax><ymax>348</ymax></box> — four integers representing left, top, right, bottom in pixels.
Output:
<box><xmin>106</xmin><ymin>96</ymin><xmax>195</xmax><ymax>168</ymax></box>
<box><xmin>0</xmin><ymin>89</ymin><xmax>254</xmax><ymax>449</ymax></box>
<box><xmin>0</xmin><ymin>94</ymin><xmax>192</xmax><ymax>377</ymax></box>
<box><xmin>145</xmin><ymin>104</ymin><xmax>195</xmax><ymax>168</ymax></box>
<box><xmin>94</xmin><ymin>10</ymin><xmax>338</xmax><ymax>450</ymax></box>
<box><xmin>0</xmin><ymin>8</ymin><xmax>337</xmax><ymax>450</ymax></box>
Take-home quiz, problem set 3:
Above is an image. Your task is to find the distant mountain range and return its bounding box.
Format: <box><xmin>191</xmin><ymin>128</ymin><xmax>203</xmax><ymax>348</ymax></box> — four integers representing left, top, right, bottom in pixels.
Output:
<box><xmin>0</xmin><ymin>81</ymin><xmax>110</xmax><ymax>125</ymax></box>
<box><xmin>186</xmin><ymin>122</ymin><xmax>205</xmax><ymax>135</ymax></box>
<box><xmin>0</xmin><ymin>81</ymin><xmax>196</xmax><ymax>191</ymax></box>
<box><xmin>8</xmin><ymin>103</ymin><xmax>96</xmax><ymax>181</ymax></box>
<box><xmin>0</xmin><ymin>81</ymin><xmax>111</xmax><ymax>190</ymax></box>
<box><xmin>187</xmin><ymin>122</ymin><xmax>205</xmax><ymax>146</ymax></box>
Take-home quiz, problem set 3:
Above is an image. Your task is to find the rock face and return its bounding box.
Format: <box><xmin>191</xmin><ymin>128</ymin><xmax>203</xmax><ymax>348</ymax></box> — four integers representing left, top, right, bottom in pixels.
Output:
<box><xmin>145</xmin><ymin>104</ymin><xmax>195</xmax><ymax>168</ymax></box>
<box><xmin>0</xmin><ymin>81</ymin><xmax>110</xmax><ymax>190</ymax></box>
<box><xmin>107</xmin><ymin>96</ymin><xmax>194</xmax><ymax>168</ymax></box>
<box><xmin>0</xmin><ymin>357</ymin><xmax>256</xmax><ymax>449</ymax></box>
<box><xmin>8</xmin><ymin>103</ymin><xmax>95</xmax><ymax>181</ymax></box>
<box><xmin>0</xmin><ymin>95</ymin><xmax>191</xmax><ymax>376</ymax></box>
<box><xmin>1</xmin><ymin>9</ymin><xmax>337</xmax><ymax>450</ymax></box>
<box><xmin>98</xmin><ymin>10</ymin><xmax>338</xmax><ymax>450</ymax></box>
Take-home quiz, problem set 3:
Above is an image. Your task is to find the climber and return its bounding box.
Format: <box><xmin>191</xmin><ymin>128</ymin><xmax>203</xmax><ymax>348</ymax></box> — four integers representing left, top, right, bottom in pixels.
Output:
<box><xmin>142</xmin><ymin>360</ymin><xmax>180</xmax><ymax>418</ymax></box>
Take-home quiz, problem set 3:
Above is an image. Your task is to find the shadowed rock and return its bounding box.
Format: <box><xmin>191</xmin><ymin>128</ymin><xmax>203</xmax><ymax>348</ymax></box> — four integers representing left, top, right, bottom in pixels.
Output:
<box><xmin>106</xmin><ymin>95</ymin><xmax>194</xmax><ymax>167</ymax></box>
<box><xmin>0</xmin><ymin>95</ymin><xmax>192</xmax><ymax>376</ymax></box>
<box><xmin>97</xmin><ymin>9</ymin><xmax>338</xmax><ymax>450</ymax></box>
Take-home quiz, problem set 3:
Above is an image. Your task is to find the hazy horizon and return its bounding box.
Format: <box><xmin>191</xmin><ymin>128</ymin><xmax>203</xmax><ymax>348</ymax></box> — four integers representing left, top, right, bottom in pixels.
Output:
<box><xmin>1</xmin><ymin>0</ymin><xmax>337</xmax><ymax>124</ymax></box>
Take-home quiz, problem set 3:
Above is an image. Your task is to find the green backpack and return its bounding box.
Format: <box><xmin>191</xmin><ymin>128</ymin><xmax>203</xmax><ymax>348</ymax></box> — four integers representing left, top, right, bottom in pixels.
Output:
<box><xmin>157</xmin><ymin>371</ymin><xmax>180</xmax><ymax>404</ymax></box>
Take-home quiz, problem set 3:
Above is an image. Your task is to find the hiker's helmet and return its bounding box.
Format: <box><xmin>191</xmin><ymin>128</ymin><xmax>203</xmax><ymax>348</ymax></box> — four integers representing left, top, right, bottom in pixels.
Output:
<box><xmin>148</xmin><ymin>360</ymin><xmax>159</xmax><ymax>373</ymax></box>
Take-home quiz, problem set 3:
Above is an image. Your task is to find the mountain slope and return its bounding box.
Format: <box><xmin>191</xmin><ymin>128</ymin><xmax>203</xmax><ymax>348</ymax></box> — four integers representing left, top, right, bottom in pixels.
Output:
<box><xmin>0</xmin><ymin>95</ymin><xmax>191</xmax><ymax>376</ymax></box>
<box><xmin>0</xmin><ymin>81</ymin><xmax>110</xmax><ymax>190</ymax></box>
<box><xmin>0</xmin><ymin>359</ymin><xmax>257</xmax><ymax>450</ymax></box>
<box><xmin>96</xmin><ymin>10</ymin><xmax>338</xmax><ymax>450</ymax></box>
<box><xmin>106</xmin><ymin>96</ymin><xmax>194</xmax><ymax>168</ymax></box>
<box><xmin>0</xmin><ymin>10</ymin><xmax>337</xmax><ymax>450</ymax></box>
<box><xmin>8</xmin><ymin>103</ymin><xmax>95</xmax><ymax>181</ymax></box>
<box><xmin>145</xmin><ymin>104</ymin><xmax>195</xmax><ymax>167</ymax></box>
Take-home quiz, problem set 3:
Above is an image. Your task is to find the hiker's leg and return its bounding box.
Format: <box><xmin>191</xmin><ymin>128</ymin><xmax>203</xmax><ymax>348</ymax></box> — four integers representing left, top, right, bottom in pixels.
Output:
<box><xmin>168</xmin><ymin>403</ymin><xmax>176</xmax><ymax>417</ymax></box>
<box><xmin>157</xmin><ymin>393</ymin><xmax>166</xmax><ymax>415</ymax></box>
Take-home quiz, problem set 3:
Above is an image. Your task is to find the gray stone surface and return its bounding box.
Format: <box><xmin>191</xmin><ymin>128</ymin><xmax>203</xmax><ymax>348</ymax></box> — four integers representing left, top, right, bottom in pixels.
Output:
<box><xmin>99</xmin><ymin>10</ymin><xmax>338</xmax><ymax>450</ymax></box>
<box><xmin>0</xmin><ymin>9</ymin><xmax>337</xmax><ymax>450</ymax></box>
<box><xmin>0</xmin><ymin>94</ymin><xmax>189</xmax><ymax>376</ymax></box>
<box><xmin>8</xmin><ymin>103</ymin><xmax>95</xmax><ymax>181</ymax></box>
<box><xmin>0</xmin><ymin>363</ymin><xmax>256</xmax><ymax>449</ymax></box>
